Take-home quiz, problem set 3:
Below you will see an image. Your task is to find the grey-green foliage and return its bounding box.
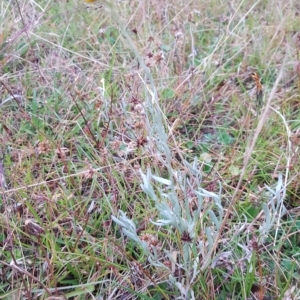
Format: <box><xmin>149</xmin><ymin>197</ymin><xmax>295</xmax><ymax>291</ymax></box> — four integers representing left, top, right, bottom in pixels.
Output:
<box><xmin>112</xmin><ymin>158</ymin><xmax>225</xmax><ymax>299</ymax></box>
<box><xmin>112</xmin><ymin>164</ymin><xmax>287</xmax><ymax>298</ymax></box>
<box><xmin>259</xmin><ymin>173</ymin><xmax>286</xmax><ymax>243</ymax></box>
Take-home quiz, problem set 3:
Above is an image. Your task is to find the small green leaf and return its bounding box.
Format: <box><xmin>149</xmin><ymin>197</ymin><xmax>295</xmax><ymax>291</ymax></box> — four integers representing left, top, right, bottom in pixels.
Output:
<box><xmin>229</xmin><ymin>165</ymin><xmax>240</xmax><ymax>176</ymax></box>
<box><xmin>186</xmin><ymin>141</ymin><xmax>194</xmax><ymax>149</ymax></box>
<box><xmin>217</xmin><ymin>131</ymin><xmax>234</xmax><ymax>145</ymax></box>
<box><xmin>161</xmin><ymin>88</ymin><xmax>175</xmax><ymax>100</ymax></box>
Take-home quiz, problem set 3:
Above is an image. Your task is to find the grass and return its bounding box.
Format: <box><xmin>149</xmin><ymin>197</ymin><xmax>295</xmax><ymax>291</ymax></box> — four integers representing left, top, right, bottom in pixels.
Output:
<box><xmin>0</xmin><ymin>0</ymin><xmax>299</xmax><ymax>299</ymax></box>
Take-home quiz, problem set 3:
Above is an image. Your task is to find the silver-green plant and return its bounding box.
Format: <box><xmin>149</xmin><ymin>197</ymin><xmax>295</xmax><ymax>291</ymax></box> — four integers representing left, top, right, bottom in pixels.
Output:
<box><xmin>112</xmin><ymin>160</ymin><xmax>225</xmax><ymax>298</ymax></box>
<box><xmin>259</xmin><ymin>173</ymin><xmax>287</xmax><ymax>244</ymax></box>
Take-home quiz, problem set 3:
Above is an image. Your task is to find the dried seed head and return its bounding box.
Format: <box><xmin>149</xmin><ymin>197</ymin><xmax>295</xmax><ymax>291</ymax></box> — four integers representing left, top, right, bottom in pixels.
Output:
<box><xmin>136</xmin><ymin>137</ymin><xmax>148</xmax><ymax>148</ymax></box>
<box><xmin>37</xmin><ymin>140</ymin><xmax>51</xmax><ymax>154</ymax></box>
<box><xmin>25</xmin><ymin>219</ymin><xmax>45</xmax><ymax>237</ymax></box>
<box><xmin>181</xmin><ymin>231</ymin><xmax>192</xmax><ymax>243</ymax></box>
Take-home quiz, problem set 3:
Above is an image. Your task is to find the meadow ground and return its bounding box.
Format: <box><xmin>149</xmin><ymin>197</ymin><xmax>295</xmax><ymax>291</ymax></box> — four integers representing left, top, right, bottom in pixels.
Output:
<box><xmin>0</xmin><ymin>0</ymin><xmax>299</xmax><ymax>299</ymax></box>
